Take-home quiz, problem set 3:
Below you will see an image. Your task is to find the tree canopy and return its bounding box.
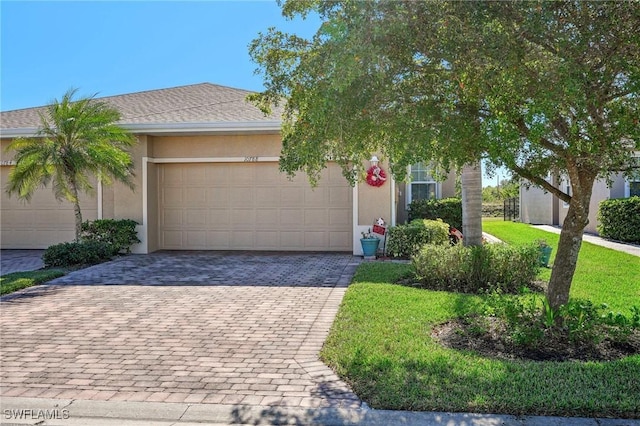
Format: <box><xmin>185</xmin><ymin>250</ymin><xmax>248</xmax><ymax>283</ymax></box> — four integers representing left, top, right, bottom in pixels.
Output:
<box><xmin>250</xmin><ymin>0</ymin><xmax>640</xmax><ymax>310</ymax></box>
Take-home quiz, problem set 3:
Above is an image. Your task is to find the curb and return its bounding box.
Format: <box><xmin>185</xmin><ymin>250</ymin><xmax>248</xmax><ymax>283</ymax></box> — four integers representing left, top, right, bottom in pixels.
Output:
<box><xmin>1</xmin><ymin>398</ymin><xmax>639</xmax><ymax>426</ymax></box>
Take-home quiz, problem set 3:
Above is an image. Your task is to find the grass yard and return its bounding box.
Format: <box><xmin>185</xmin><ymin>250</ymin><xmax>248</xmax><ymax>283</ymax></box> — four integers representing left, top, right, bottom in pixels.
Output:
<box><xmin>0</xmin><ymin>269</ymin><xmax>64</xmax><ymax>295</ymax></box>
<box><xmin>483</xmin><ymin>220</ymin><xmax>640</xmax><ymax>314</ymax></box>
<box><xmin>321</xmin><ymin>223</ymin><xmax>640</xmax><ymax>417</ymax></box>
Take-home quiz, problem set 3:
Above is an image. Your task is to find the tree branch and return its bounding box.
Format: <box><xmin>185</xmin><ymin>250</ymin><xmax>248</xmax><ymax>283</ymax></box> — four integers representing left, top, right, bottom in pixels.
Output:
<box><xmin>511</xmin><ymin>164</ymin><xmax>571</xmax><ymax>204</ymax></box>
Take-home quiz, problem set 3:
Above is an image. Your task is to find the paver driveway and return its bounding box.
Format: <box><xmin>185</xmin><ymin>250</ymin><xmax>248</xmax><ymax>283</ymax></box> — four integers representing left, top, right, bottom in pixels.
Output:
<box><xmin>0</xmin><ymin>252</ymin><xmax>362</xmax><ymax>408</ymax></box>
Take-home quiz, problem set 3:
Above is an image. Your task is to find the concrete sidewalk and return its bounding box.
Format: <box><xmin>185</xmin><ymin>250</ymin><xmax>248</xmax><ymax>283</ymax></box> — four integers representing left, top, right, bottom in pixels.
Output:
<box><xmin>531</xmin><ymin>225</ymin><xmax>640</xmax><ymax>257</ymax></box>
<box><xmin>2</xmin><ymin>397</ymin><xmax>638</xmax><ymax>425</ymax></box>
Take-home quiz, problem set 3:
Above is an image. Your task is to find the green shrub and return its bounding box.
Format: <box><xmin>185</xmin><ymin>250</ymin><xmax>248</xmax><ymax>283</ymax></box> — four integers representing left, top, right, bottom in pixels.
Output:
<box><xmin>597</xmin><ymin>196</ymin><xmax>640</xmax><ymax>243</ymax></box>
<box><xmin>43</xmin><ymin>241</ymin><xmax>115</xmax><ymax>268</ymax></box>
<box><xmin>386</xmin><ymin>219</ymin><xmax>450</xmax><ymax>258</ymax></box>
<box><xmin>412</xmin><ymin>243</ymin><xmax>540</xmax><ymax>294</ymax></box>
<box><xmin>482</xmin><ymin>202</ymin><xmax>503</xmax><ymax>217</ymax></box>
<box><xmin>407</xmin><ymin>197</ymin><xmax>462</xmax><ymax>230</ymax></box>
<box><xmin>480</xmin><ymin>293</ymin><xmax>640</xmax><ymax>348</ymax></box>
<box><xmin>81</xmin><ymin>219</ymin><xmax>140</xmax><ymax>253</ymax></box>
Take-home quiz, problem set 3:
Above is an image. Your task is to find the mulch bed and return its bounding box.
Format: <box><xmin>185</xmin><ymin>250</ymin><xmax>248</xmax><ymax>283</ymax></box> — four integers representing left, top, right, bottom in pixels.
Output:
<box><xmin>432</xmin><ymin>317</ymin><xmax>640</xmax><ymax>362</ymax></box>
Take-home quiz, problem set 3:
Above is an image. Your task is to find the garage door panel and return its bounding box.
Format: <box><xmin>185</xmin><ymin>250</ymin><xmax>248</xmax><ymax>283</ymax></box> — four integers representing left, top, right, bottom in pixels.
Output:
<box><xmin>229</xmin><ymin>187</ymin><xmax>254</xmax><ymax>206</ymax></box>
<box><xmin>158</xmin><ymin>163</ymin><xmax>352</xmax><ymax>251</ymax></box>
<box><xmin>305</xmin><ymin>209</ymin><xmax>328</xmax><ymax>226</ymax></box>
<box><xmin>330</xmin><ymin>209</ymin><xmax>351</xmax><ymax>225</ymax></box>
<box><xmin>231</xmin><ymin>231</ymin><xmax>254</xmax><ymax>247</ymax></box>
<box><xmin>304</xmin><ymin>231</ymin><xmax>328</xmax><ymax>248</ymax></box>
<box><xmin>255</xmin><ymin>209</ymin><xmax>279</xmax><ymax>225</ymax></box>
<box><xmin>207</xmin><ymin>231</ymin><xmax>230</xmax><ymax>247</ymax></box>
<box><xmin>280</xmin><ymin>209</ymin><xmax>303</xmax><ymax>226</ymax></box>
<box><xmin>185</xmin><ymin>209</ymin><xmax>208</xmax><ymax>226</ymax></box>
<box><xmin>280</xmin><ymin>187</ymin><xmax>304</xmax><ymax>204</ymax></box>
<box><xmin>329</xmin><ymin>187</ymin><xmax>350</xmax><ymax>204</ymax></box>
<box><xmin>162</xmin><ymin>209</ymin><xmax>183</xmax><ymax>226</ymax></box>
<box><xmin>185</xmin><ymin>188</ymin><xmax>206</xmax><ymax>206</ymax></box>
<box><xmin>162</xmin><ymin>188</ymin><xmax>183</xmax><ymax>206</ymax></box>
<box><xmin>304</xmin><ymin>188</ymin><xmax>327</xmax><ymax>206</ymax></box>
<box><xmin>161</xmin><ymin>230</ymin><xmax>183</xmax><ymax>248</ymax></box>
<box><xmin>255</xmin><ymin>231</ymin><xmax>278</xmax><ymax>248</ymax></box>
<box><xmin>231</xmin><ymin>209</ymin><xmax>255</xmax><ymax>226</ymax></box>
<box><xmin>186</xmin><ymin>231</ymin><xmax>207</xmax><ymax>247</ymax></box>
<box><xmin>208</xmin><ymin>209</ymin><xmax>230</xmax><ymax>226</ymax></box>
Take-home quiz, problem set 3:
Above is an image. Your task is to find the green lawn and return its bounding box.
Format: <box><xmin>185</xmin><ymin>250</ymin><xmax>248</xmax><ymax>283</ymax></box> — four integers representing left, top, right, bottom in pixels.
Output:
<box><xmin>0</xmin><ymin>269</ymin><xmax>65</xmax><ymax>295</ymax></box>
<box><xmin>483</xmin><ymin>220</ymin><xmax>640</xmax><ymax>314</ymax></box>
<box><xmin>321</xmin><ymin>222</ymin><xmax>640</xmax><ymax>417</ymax></box>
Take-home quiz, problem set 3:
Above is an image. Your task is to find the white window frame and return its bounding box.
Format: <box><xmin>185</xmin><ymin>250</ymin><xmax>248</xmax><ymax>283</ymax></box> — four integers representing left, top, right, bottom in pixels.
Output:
<box><xmin>406</xmin><ymin>162</ymin><xmax>439</xmax><ymax>207</ymax></box>
<box><xmin>625</xmin><ymin>153</ymin><xmax>640</xmax><ymax>198</ymax></box>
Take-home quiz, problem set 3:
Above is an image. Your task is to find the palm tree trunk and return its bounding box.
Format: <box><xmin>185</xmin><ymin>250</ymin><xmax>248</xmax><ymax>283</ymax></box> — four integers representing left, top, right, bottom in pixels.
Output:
<box><xmin>461</xmin><ymin>162</ymin><xmax>483</xmax><ymax>247</ymax></box>
<box><xmin>70</xmin><ymin>181</ymin><xmax>83</xmax><ymax>242</ymax></box>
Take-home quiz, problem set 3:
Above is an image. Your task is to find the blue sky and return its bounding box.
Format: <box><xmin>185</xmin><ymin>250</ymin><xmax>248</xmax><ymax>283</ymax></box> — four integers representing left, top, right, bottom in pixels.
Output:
<box><xmin>1</xmin><ymin>1</ymin><xmax>319</xmax><ymax>111</ymax></box>
<box><xmin>1</xmin><ymin>1</ymin><xmax>504</xmax><ymax>186</ymax></box>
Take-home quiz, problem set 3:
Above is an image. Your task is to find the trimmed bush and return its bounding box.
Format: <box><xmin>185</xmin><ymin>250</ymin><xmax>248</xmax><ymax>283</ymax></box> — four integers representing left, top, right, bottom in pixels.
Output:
<box><xmin>411</xmin><ymin>243</ymin><xmax>540</xmax><ymax>294</ymax></box>
<box><xmin>407</xmin><ymin>197</ymin><xmax>462</xmax><ymax>230</ymax></box>
<box><xmin>43</xmin><ymin>241</ymin><xmax>115</xmax><ymax>268</ymax></box>
<box><xmin>597</xmin><ymin>196</ymin><xmax>640</xmax><ymax>243</ymax></box>
<box><xmin>386</xmin><ymin>219</ymin><xmax>450</xmax><ymax>258</ymax></box>
<box><xmin>482</xmin><ymin>202</ymin><xmax>503</xmax><ymax>218</ymax></box>
<box><xmin>81</xmin><ymin>219</ymin><xmax>140</xmax><ymax>253</ymax></box>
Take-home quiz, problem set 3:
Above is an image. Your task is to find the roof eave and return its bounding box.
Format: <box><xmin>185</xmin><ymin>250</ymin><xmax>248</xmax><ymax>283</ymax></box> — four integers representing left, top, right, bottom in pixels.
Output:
<box><xmin>1</xmin><ymin>121</ymin><xmax>283</xmax><ymax>138</ymax></box>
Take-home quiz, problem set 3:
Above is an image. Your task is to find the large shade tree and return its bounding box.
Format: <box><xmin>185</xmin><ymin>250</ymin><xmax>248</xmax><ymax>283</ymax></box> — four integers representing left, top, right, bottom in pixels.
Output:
<box><xmin>250</xmin><ymin>0</ymin><xmax>639</xmax><ymax>311</ymax></box>
<box><xmin>6</xmin><ymin>89</ymin><xmax>136</xmax><ymax>241</ymax></box>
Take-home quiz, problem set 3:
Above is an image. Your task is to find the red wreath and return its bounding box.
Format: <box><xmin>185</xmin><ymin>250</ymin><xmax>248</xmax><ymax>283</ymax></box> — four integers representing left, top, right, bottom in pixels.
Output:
<box><xmin>366</xmin><ymin>165</ymin><xmax>387</xmax><ymax>187</ymax></box>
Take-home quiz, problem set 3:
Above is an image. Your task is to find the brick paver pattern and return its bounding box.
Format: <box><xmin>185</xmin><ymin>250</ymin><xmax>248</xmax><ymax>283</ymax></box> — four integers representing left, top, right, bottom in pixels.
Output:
<box><xmin>0</xmin><ymin>252</ymin><xmax>361</xmax><ymax>408</ymax></box>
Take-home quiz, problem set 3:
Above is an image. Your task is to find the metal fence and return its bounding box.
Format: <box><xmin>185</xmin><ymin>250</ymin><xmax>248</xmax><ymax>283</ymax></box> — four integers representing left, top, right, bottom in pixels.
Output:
<box><xmin>503</xmin><ymin>197</ymin><xmax>519</xmax><ymax>221</ymax></box>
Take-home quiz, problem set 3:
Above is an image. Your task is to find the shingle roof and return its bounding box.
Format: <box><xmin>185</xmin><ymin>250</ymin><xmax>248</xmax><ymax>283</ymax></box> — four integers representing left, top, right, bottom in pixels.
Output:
<box><xmin>0</xmin><ymin>83</ymin><xmax>283</xmax><ymax>130</ymax></box>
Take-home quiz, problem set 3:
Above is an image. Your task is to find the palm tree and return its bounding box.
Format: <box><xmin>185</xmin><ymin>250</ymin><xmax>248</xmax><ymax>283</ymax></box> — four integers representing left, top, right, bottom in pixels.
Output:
<box><xmin>6</xmin><ymin>88</ymin><xmax>136</xmax><ymax>241</ymax></box>
<box><xmin>461</xmin><ymin>162</ymin><xmax>483</xmax><ymax>246</ymax></box>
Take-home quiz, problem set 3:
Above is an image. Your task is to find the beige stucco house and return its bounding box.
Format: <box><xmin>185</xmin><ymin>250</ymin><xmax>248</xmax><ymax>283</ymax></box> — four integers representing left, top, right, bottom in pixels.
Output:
<box><xmin>1</xmin><ymin>83</ymin><xmax>456</xmax><ymax>254</ymax></box>
<box><xmin>520</xmin><ymin>170</ymin><xmax>640</xmax><ymax>234</ymax></box>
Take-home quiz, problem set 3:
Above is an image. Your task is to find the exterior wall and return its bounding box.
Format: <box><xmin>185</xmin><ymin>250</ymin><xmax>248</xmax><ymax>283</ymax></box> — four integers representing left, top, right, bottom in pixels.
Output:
<box><xmin>609</xmin><ymin>173</ymin><xmax>627</xmax><ymax>199</ymax></box>
<box><xmin>150</xmin><ymin>134</ymin><xmax>281</xmax><ymax>158</ymax></box>
<box><xmin>1</xmin><ymin>139</ymin><xmax>98</xmax><ymax>249</ymax></box>
<box><xmin>440</xmin><ymin>170</ymin><xmax>458</xmax><ymax>198</ymax></box>
<box><xmin>520</xmin><ymin>184</ymin><xmax>554</xmax><ymax>225</ymax></box>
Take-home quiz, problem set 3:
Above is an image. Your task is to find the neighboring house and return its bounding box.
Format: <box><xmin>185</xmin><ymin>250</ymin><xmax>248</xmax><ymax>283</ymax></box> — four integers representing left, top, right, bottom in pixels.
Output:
<box><xmin>1</xmin><ymin>83</ymin><xmax>455</xmax><ymax>254</ymax></box>
<box><xmin>520</xmin><ymin>167</ymin><xmax>640</xmax><ymax>234</ymax></box>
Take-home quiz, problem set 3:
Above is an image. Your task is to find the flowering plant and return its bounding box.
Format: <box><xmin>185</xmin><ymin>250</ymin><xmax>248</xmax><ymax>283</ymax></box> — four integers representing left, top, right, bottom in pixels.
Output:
<box><xmin>361</xmin><ymin>228</ymin><xmax>378</xmax><ymax>239</ymax></box>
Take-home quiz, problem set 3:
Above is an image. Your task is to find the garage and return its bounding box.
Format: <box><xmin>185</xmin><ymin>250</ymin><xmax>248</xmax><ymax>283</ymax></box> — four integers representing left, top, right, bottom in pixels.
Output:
<box><xmin>0</xmin><ymin>166</ymin><xmax>98</xmax><ymax>249</ymax></box>
<box><xmin>157</xmin><ymin>162</ymin><xmax>352</xmax><ymax>251</ymax></box>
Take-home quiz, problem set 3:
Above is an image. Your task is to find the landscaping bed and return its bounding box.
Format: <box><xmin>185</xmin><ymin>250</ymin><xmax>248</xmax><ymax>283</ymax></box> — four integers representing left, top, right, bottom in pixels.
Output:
<box><xmin>321</xmin><ymin>223</ymin><xmax>640</xmax><ymax>417</ymax></box>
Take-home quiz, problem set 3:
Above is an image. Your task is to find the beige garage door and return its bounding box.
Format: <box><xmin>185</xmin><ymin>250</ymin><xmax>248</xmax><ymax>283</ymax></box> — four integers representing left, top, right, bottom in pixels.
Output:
<box><xmin>158</xmin><ymin>162</ymin><xmax>352</xmax><ymax>251</ymax></box>
<box><xmin>1</xmin><ymin>167</ymin><xmax>97</xmax><ymax>249</ymax></box>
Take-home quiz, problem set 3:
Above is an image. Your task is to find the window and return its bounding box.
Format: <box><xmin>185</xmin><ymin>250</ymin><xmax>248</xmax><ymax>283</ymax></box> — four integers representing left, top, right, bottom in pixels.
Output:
<box><xmin>407</xmin><ymin>163</ymin><xmax>437</xmax><ymax>205</ymax></box>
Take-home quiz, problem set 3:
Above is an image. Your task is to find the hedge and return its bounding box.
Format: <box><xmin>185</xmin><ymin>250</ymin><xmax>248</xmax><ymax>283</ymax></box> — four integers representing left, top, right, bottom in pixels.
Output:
<box><xmin>597</xmin><ymin>196</ymin><xmax>640</xmax><ymax>244</ymax></box>
<box><xmin>386</xmin><ymin>219</ymin><xmax>450</xmax><ymax>258</ymax></box>
<box><xmin>407</xmin><ymin>197</ymin><xmax>462</xmax><ymax>230</ymax></box>
<box><xmin>81</xmin><ymin>219</ymin><xmax>140</xmax><ymax>254</ymax></box>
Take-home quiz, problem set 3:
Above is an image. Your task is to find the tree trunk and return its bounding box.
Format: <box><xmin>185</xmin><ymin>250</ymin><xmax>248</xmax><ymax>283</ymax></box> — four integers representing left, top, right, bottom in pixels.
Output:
<box><xmin>70</xmin><ymin>182</ymin><xmax>83</xmax><ymax>242</ymax></box>
<box><xmin>461</xmin><ymin>162</ymin><xmax>483</xmax><ymax>247</ymax></box>
<box><xmin>546</xmin><ymin>178</ymin><xmax>595</xmax><ymax>312</ymax></box>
